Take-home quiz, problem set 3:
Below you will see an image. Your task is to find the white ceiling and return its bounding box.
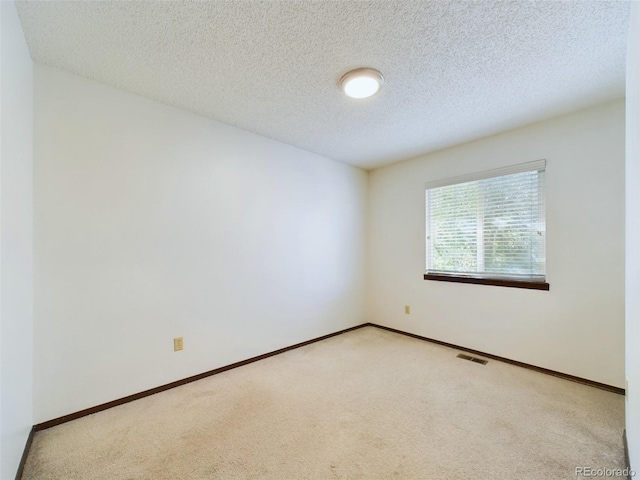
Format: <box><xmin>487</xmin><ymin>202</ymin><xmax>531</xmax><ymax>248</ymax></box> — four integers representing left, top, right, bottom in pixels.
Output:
<box><xmin>16</xmin><ymin>1</ymin><xmax>629</xmax><ymax>170</ymax></box>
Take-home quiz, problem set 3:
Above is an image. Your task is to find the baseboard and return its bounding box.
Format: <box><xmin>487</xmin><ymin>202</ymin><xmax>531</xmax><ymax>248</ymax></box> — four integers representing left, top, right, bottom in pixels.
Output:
<box><xmin>20</xmin><ymin>321</ymin><xmax>624</xmax><ymax>479</ymax></box>
<box><xmin>33</xmin><ymin>321</ymin><xmax>623</xmax><ymax>434</ymax></box>
<box><xmin>34</xmin><ymin>323</ymin><xmax>369</xmax><ymax>432</ymax></box>
<box><xmin>368</xmin><ymin>323</ymin><xmax>625</xmax><ymax>395</ymax></box>
<box><xmin>624</xmin><ymin>429</ymin><xmax>632</xmax><ymax>479</ymax></box>
<box><xmin>15</xmin><ymin>426</ymin><xmax>35</xmax><ymax>480</ymax></box>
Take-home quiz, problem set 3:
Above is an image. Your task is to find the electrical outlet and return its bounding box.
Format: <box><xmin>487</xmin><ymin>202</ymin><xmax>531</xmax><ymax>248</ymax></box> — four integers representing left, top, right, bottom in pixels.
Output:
<box><xmin>174</xmin><ymin>337</ymin><xmax>184</xmax><ymax>352</ymax></box>
<box><xmin>404</xmin><ymin>305</ymin><xmax>411</xmax><ymax>315</ymax></box>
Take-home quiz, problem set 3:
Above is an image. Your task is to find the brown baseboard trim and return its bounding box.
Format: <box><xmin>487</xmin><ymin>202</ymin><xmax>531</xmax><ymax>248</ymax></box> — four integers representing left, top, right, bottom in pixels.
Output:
<box><xmin>15</xmin><ymin>426</ymin><xmax>35</xmax><ymax>480</ymax></box>
<box><xmin>369</xmin><ymin>323</ymin><xmax>624</xmax><ymax>395</ymax></box>
<box><xmin>624</xmin><ymin>429</ymin><xmax>631</xmax><ymax>479</ymax></box>
<box><xmin>31</xmin><ymin>321</ymin><xmax>624</xmax><ymax>434</ymax></box>
<box><xmin>34</xmin><ymin>323</ymin><xmax>369</xmax><ymax>432</ymax></box>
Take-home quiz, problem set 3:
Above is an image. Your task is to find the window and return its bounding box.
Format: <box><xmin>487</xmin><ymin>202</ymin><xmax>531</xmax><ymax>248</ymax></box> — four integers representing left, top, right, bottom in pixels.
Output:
<box><xmin>425</xmin><ymin>160</ymin><xmax>548</xmax><ymax>290</ymax></box>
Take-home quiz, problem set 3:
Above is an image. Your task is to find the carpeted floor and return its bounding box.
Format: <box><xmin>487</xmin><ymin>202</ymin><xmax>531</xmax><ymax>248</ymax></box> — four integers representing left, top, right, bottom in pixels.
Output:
<box><xmin>23</xmin><ymin>326</ymin><xmax>625</xmax><ymax>479</ymax></box>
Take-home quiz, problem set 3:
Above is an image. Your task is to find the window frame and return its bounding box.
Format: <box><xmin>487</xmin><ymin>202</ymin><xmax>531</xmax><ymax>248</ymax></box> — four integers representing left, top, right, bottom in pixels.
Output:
<box><xmin>424</xmin><ymin>160</ymin><xmax>549</xmax><ymax>291</ymax></box>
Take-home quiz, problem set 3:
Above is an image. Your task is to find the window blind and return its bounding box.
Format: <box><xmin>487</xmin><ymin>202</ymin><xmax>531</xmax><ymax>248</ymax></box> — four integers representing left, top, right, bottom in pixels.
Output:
<box><xmin>425</xmin><ymin>161</ymin><xmax>546</xmax><ymax>281</ymax></box>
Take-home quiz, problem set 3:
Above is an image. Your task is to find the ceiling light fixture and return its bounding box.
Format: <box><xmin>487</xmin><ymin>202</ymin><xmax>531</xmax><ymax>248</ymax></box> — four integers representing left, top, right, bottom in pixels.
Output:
<box><xmin>339</xmin><ymin>68</ymin><xmax>384</xmax><ymax>99</ymax></box>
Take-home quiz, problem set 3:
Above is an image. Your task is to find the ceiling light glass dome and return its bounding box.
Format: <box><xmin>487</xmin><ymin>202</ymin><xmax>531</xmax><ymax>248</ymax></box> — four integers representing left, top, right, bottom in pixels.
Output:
<box><xmin>340</xmin><ymin>68</ymin><xmax>384</xmax><ymax>99</ymax></box>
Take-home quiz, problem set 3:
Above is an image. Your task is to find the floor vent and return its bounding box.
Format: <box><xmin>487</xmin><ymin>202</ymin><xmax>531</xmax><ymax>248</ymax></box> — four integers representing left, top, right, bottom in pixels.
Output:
<box><xmin>457</xmin><ymin>353</ymin><xmax>488</xmax><ymax>365</ymax></box>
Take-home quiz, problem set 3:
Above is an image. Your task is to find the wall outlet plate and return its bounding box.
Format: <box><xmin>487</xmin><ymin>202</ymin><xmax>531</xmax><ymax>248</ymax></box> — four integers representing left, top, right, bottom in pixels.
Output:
<box><xmin>404</xmin><ymin>305</ymin><xmax>410</xmax><ymax>314</ymax></box>
<box><xmin>174</xmin><ymin>337</ymin><xmax>184</xmax><ymax>352</ymax></box>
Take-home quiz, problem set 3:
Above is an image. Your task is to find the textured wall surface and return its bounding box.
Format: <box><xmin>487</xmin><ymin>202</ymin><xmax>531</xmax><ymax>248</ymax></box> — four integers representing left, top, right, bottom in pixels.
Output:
<box><xmin>0</xmin><ymin>1</ymin><xmax>34</xmax><ymax>478</ymax></box>
<box><xmin>368</xmin><ymin>100</ymin><xmax>625</xmax><ymax>388</ymax></box>
<box><xmin>625</xmin><ymin>2</ymin><xmax>640</xmax><ymax>472</ymax></box>
<box><xmin>33</xmin><ymin>65</ymin><xmax>367</xmax><ymax>423</ymax></box>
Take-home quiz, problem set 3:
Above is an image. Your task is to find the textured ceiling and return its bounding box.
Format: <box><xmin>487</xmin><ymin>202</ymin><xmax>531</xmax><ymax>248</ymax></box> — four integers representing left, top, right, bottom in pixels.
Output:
<box><xmin>16</xmin><ymin>1</ymin><xmax>629</xmax><ymax>170</ymax></box>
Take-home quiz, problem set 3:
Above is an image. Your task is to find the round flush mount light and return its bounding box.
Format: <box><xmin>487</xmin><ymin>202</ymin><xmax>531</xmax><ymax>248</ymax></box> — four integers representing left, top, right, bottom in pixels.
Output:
<box><xmin>339</xmin><ymin>68</ymin><xmax>384</xmax><ymax>99</ymax></box>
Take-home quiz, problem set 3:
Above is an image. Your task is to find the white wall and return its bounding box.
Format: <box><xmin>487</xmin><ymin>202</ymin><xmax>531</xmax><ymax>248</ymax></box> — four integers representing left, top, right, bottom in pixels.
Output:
<box><xmin>34</xmin><ymin>65</ymin><xmax>367</xmax><ymax>423</ymax></box>
<box><xmin>368</xmin><ymin>100</ymin><xmax>625</xmax><ymax>388</ymax></box>
<box><xmin>625</xmin><ymin>2</ymin><xmax>640</xmax><ymax>471</ymax></box>
<box><xmin>0</xmin><ymin>1</ymin><xmax>34</xmax><ymax>478</ymax></box>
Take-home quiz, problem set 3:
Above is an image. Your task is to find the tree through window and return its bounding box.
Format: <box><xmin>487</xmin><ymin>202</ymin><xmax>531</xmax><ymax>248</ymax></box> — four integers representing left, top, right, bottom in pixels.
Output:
<box><xmin>425</xmin><ymin>161</ymin><xmax>546</xmax><ymax>287</ymax></box>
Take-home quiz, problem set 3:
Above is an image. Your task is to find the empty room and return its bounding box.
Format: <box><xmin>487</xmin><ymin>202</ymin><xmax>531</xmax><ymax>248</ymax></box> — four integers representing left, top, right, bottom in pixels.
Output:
<box><xmin>2</xmin><ymin>1</ymin><xmax>639</xmax><ymax>479</ymax></box>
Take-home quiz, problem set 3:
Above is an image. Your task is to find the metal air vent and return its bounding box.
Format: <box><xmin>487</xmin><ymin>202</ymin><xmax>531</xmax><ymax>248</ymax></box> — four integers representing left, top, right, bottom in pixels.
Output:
<box><xmin>457</xmin><ymin>353</ymin><xmax>488</xmax><ymax>365</ymax></box>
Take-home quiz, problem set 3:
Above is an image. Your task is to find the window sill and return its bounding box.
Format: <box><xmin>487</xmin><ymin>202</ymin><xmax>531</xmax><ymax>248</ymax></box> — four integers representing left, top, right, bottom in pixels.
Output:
<box><xmin>424</xmin><ymin>273</ymin><xmax>550</xmax><ymax>291</ymax></box>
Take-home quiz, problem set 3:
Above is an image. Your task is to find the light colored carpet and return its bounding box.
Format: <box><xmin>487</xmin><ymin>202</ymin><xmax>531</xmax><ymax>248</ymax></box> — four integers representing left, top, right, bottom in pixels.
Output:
<box><xmin>23</xmin><ymin>326</ymin><xmax>625</xmax><ymax>479</ymax></box>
